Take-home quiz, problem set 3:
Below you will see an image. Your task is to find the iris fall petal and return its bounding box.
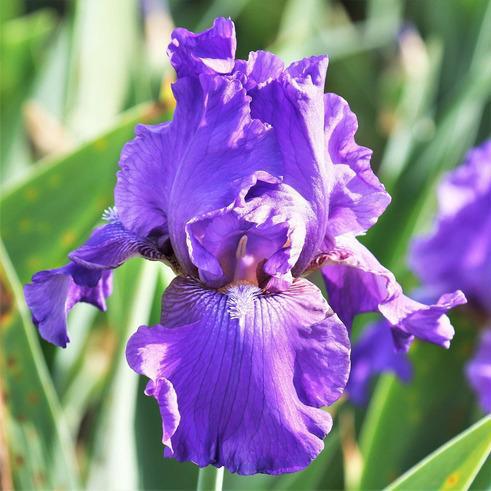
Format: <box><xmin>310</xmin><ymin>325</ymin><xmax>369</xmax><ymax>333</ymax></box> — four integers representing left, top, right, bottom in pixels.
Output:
<box><xmin>127</xmin><ymin>276</ymin><xmax>350</xmax><ymax>474</ymax></box>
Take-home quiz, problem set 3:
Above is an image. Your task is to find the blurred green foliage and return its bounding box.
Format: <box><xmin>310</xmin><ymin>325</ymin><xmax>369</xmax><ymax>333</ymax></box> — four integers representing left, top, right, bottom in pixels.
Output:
<box><xmin>0</xmin><ymin>0</ymin><xmax>490</xmax><ymax>490</ymax></box>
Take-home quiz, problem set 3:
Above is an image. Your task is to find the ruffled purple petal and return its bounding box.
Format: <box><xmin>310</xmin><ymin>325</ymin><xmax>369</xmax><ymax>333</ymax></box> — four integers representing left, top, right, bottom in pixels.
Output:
<box><xmin>248</xmin><ymin>56</ymin><xmax>331</xmax><ymax>274</ymax></box>
<box><xmin>410</xmin><ymin>140</ymin><xmax>491</xmax><ymax>311</ymax></box>
<box><xmin>347</xmin><ymin>321</ymin><xmax>412</xmax><ymax>405</ymax></box>
<box><xmin>24</xmin><ymin>263</ymin><xmax>112</xmax><ymax>347</ymax></box>
<box><xmin>24</xmin><ymin>217</ymin><xmax>170</xmax><ymax>347</ymax></box>
<box><xmin>437</xmin><ymin>140</ymin><xmax>491</xmax><ymax>218</ymax></box>
<box><xmin>116</xmin><ymin>73</ymin><xmax>281</xmax><ymax>280</ymax></box>
<box><xmin>234</xmin><ymin>51</ymin><xmax>285</xmax><ymax>90</ymax></box>
<box><xmin>117</xmin><ymin>21</ymin><xmax>388</xmax><ymax>284</ymax></box>
<box><xmin>466</xmin><ymin>329</ymin><xmax>491</xmax><ymax>413</ymax></box>
<box><xmin>69</xmin><ymin>221</ymin><xmax>166</xmax><ymax>269</ymax></box>
<box><xmin>324</xmin><ymin>94</ymin><xmax>391</xmax><ymax>238</ymax></box>
<box><xmin>114</xmin><ymin>124</ymin><xmax>171</xmax><ymax>240</ymax></box>
<box><xmin>167</xmin><ymin>17</ymin><xmax>236</xmax><ymax>77</ymax></box>
<box><xmin>186</xmin><ymin>174</ymin><xmax>311</xmax><ymax>290</ymax></box>
<box><xmin>322</xmin><ymin>235</ymin><xmax>466</xmax><ymax>350</ymax></box>
<box><xmin>126</xmin><ymin>277</ymin><xmax>350</xmax><ymax>475</ymax></box>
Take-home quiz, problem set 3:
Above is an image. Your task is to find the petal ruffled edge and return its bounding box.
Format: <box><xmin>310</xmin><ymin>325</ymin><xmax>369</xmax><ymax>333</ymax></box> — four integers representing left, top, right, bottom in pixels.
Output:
<box><xmin>127</xmin><ymin>276</ymin><xmax>350</xmax><ymax>475</ymax></box>
<box><xmin>321</xmin><ymin>235</ymin><xmax>466</xmax><ymax>351</ymax></box>
<box><xmin>167</xmin><ymin>17</ymin><xmax>236</xmax><ymax>77</ymax></box>
<box><xmin>24</xmin><ymin>216</ymin><xmax>174</xmax><ymax>347</ymax></box>
<box><xmin>324</xmin><ymin>93</ymin><xmax>391</xmax><ymax>238</ymax></box>
<box><xmin>24</xmin><ymin>263</ymin><xmax>112</xmax><ymax>347</ymax></box>
<box><xmin>248</xmin><ymin>55</ymin><xmax>331</xmax><ymax>276</ymax></box>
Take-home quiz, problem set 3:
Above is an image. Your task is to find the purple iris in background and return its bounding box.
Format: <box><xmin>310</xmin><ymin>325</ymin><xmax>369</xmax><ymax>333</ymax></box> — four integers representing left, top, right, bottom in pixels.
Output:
<box><xmin>411</xmin><ymin>140</ymin><xmax>491</xmax><ymax>413</ymax></box>
<box><xmin>346</xmin><ymin>141</ymin><xmax>490</xmax><ymax>409</ymax></box>
<box><xmin>24</xmin><ymin>18</ymin><xmax>465</xmax><ymax>474</ymax></box>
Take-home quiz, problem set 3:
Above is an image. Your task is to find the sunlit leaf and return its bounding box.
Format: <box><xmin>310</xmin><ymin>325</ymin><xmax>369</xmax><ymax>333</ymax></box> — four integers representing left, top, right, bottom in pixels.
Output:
<box><xmin>85</xmin><ymin>261</ymin><xmax>166</xmax><ymax>489</ymax></box>
<box><xmin>0</xmin><ymin>9</ymin><xmax>57</xmax><ymax>182</ymax></box>
<box><xmin>386</xmin><ymin>415</ymin><xmax>491</xmax><ymax>491</ymax></box>
<box><xmin>66</xmin><ymin>0</ymin><xmax>140</xmax><ymax>139</ymax></box>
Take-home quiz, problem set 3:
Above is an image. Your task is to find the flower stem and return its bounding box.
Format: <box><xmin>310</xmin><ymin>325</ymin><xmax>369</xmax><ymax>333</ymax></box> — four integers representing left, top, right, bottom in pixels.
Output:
<box><xmin>196</xmin><ymin>466</ymin><xmax>224</xmax><ymax>491</ymax></box>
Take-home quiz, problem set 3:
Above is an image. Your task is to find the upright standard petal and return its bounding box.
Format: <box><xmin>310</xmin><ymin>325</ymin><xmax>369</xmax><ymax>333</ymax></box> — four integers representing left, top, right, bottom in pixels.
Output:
<box><xmin>466</xmin><ymin>329</ymin><xmax>491</xmax><ymax>413</ymax></box>
<box><xmin>115</xmin><ymin>73</ymin><xmax>281</xmax><ymax>280</ymax></box>
<box><xmin>324</xmin><ymin>93</ymin><xmax>390</xmax><ymax>238</ymax></box>
<box><xmin>322</xmin><ymin>235</ymin><xmax>466</xmax><ymax>351</ymax></box>
<box><xmin>167</xmin><ymin>17</ymin><xmax>236</xmax><ymax>77</ymax></box>
<box><xmin>233</xmin><ymin>50</ymin><xmax>285</xmax><ymax>90</ymax></box>
<box><xmin>186</xmin><ymin>175</ymin><xmax>312</xmax><ymax>290</ymax></box>
<box><xmin>248</xmin><ymin>56</ymin><xmax>331</xmax><ymax>273</ymax></box>
<box><xmin>24</xmin><ymin>263</ymin><xmax>112</xmax><ymax>347</ymax></box>
<box><xmin>127</xmin><ymin>277</ymin><xmax>350</xmax><ymax>475</ymax></box>
<box><xmin>347</xmin><ymin>321</ymin><xmax>412</xmax><ymax>404</ymax></box>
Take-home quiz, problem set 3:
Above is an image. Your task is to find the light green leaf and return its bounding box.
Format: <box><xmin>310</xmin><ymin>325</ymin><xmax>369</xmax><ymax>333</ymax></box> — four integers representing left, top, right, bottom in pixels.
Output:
<box><xmin>85</xmin><ymin>260</ymin><xmax>166</xmax><ymax>490</ymax></box>
<box><xmin>386</xmin><ymin>415</ymin><xmax>491</xmax><ymax>491</ymax></box>
<box><xmin>1</xmin><ymin>102</ymin><xmax>166</xmax><ymax>285</ymax></box>
<box><xmin>0</xmin><ymin>240</ymin><xmax>79</xmax><ymax>490</ymax></box>
<box><xmin>66</xmin><ymin>0</ymin><xmax>140</xmax><ymax>139</ymax></box>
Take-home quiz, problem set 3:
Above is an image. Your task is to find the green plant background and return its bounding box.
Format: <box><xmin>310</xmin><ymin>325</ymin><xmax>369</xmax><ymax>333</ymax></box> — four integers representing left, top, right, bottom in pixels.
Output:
<box><xmin>1</xmin><ymin>0</ymin><xmax>490</xmax><ymax>490</ymax></box>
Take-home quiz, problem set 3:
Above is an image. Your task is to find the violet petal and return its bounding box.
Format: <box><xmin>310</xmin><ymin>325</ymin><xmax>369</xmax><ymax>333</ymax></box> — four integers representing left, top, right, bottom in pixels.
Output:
<box><xmin>126</xmin><ymin>276</ymin><xmax>350</xmax><ymax>474</ymax></box>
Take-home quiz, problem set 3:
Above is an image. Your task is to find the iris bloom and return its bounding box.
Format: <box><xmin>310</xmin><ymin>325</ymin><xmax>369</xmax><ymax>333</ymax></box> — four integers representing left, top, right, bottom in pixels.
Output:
<box><xmin>24</xmin><ymin>18</ymin><xmax>465</xmax><ymax>474</ymax></box>
<box><xmin>411</xmin><ymin>140</ymin><xmax>491</xmax><ymax>413</ymax></box>
<box><xmin>346</xmin><ymin>141</ymin><xmax>490</xmax><ymax>408</ymax></box>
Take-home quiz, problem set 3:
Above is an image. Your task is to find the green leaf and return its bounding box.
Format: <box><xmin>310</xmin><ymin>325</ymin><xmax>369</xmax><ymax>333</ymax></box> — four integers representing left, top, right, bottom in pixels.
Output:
<box><xmin>66</xmin><ymin>0</ymin><xmax>140</xmax><ymax>139</ymax></box>
<box><xmin>133</xmin><ymin>267</ymin><xmax>198</xmax><ymax>491</ymax></box>
<box><xmin>386</xmin><ymin>415</ymin><xmax>491</xmax><ymax>491</ymax></box>
<box><xmin>359</xmin><ymin>326</ymin><xmax>477</xmax><ymax>490</ymax></box>
<box><xmin>85</xmin><ymin>260</ymin><xmax>164</xmax><ymax>489</ymax></box>
<box><xmin>377</xmin><ymin>38</ymin><xmax>443</xmax><ymax>190</ymax></box>
<box><xmin>1</xmin><ymin>102</ymin><xmax>166</xmax><ymax>285</ymax></box>
<box><xmin>134</xmin><ymin>374</ymin><xmax>199</xmax><ymax>491</ymax></box>
<box><xmin>0</xmin><ymin>9</ymin><xmax>57</xmax><ymax>182</ymax></box>
<box><xmin>0</xmin><ymin>240</ymin><xmax>79</xmax><ymax>490</ymax></box>
<box><xmin>470</xmin><ymin>457</ymin><xmax>491</xmax><ymax>491</ymax></box>
<box><xmin>366</xmin><ymin>6</ymin><xmax>491</xmax><ymax>271</ymax></box>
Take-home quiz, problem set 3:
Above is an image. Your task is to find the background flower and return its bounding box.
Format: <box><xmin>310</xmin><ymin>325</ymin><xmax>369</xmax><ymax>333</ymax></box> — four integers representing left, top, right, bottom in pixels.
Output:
<box><xmin>347</xmin><ymin>140</ymin><xmax>491</xmax><ymax>411</ymax></box>
<box><xmin>411</xmin><ymin>139</ymin><xmax>491</xmax><ymax>413</ymax></box>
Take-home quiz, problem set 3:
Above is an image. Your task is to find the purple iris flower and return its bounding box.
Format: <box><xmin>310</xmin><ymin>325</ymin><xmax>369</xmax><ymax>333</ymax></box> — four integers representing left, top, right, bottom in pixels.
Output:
<box><xmin>466</xmin><ymin>330</ymin><xmax>491</xmax><ymax>413</ymax></box>
<box><xmin>24</xmin><ymin>18</ymin><xmax>465</xmax><ymax>474</ymax></box>
<box><xmin>410</xmin><ymin>140</ymin><xmax>491</xmax><ymax>413</ymax></box>
<box><xmin>346</xmin><ymin>321</ymin><xmax>412</xmax><ymax>405</ymax></box>
<box><xmin>410</xmin><ymin>140</ymin><xmax>491</xmax><ymax>312</ymax></box>
<box><xmin>347</xmin><ymin>140</ymin><xmax>491</xmax><ymax>409</ymax></box>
